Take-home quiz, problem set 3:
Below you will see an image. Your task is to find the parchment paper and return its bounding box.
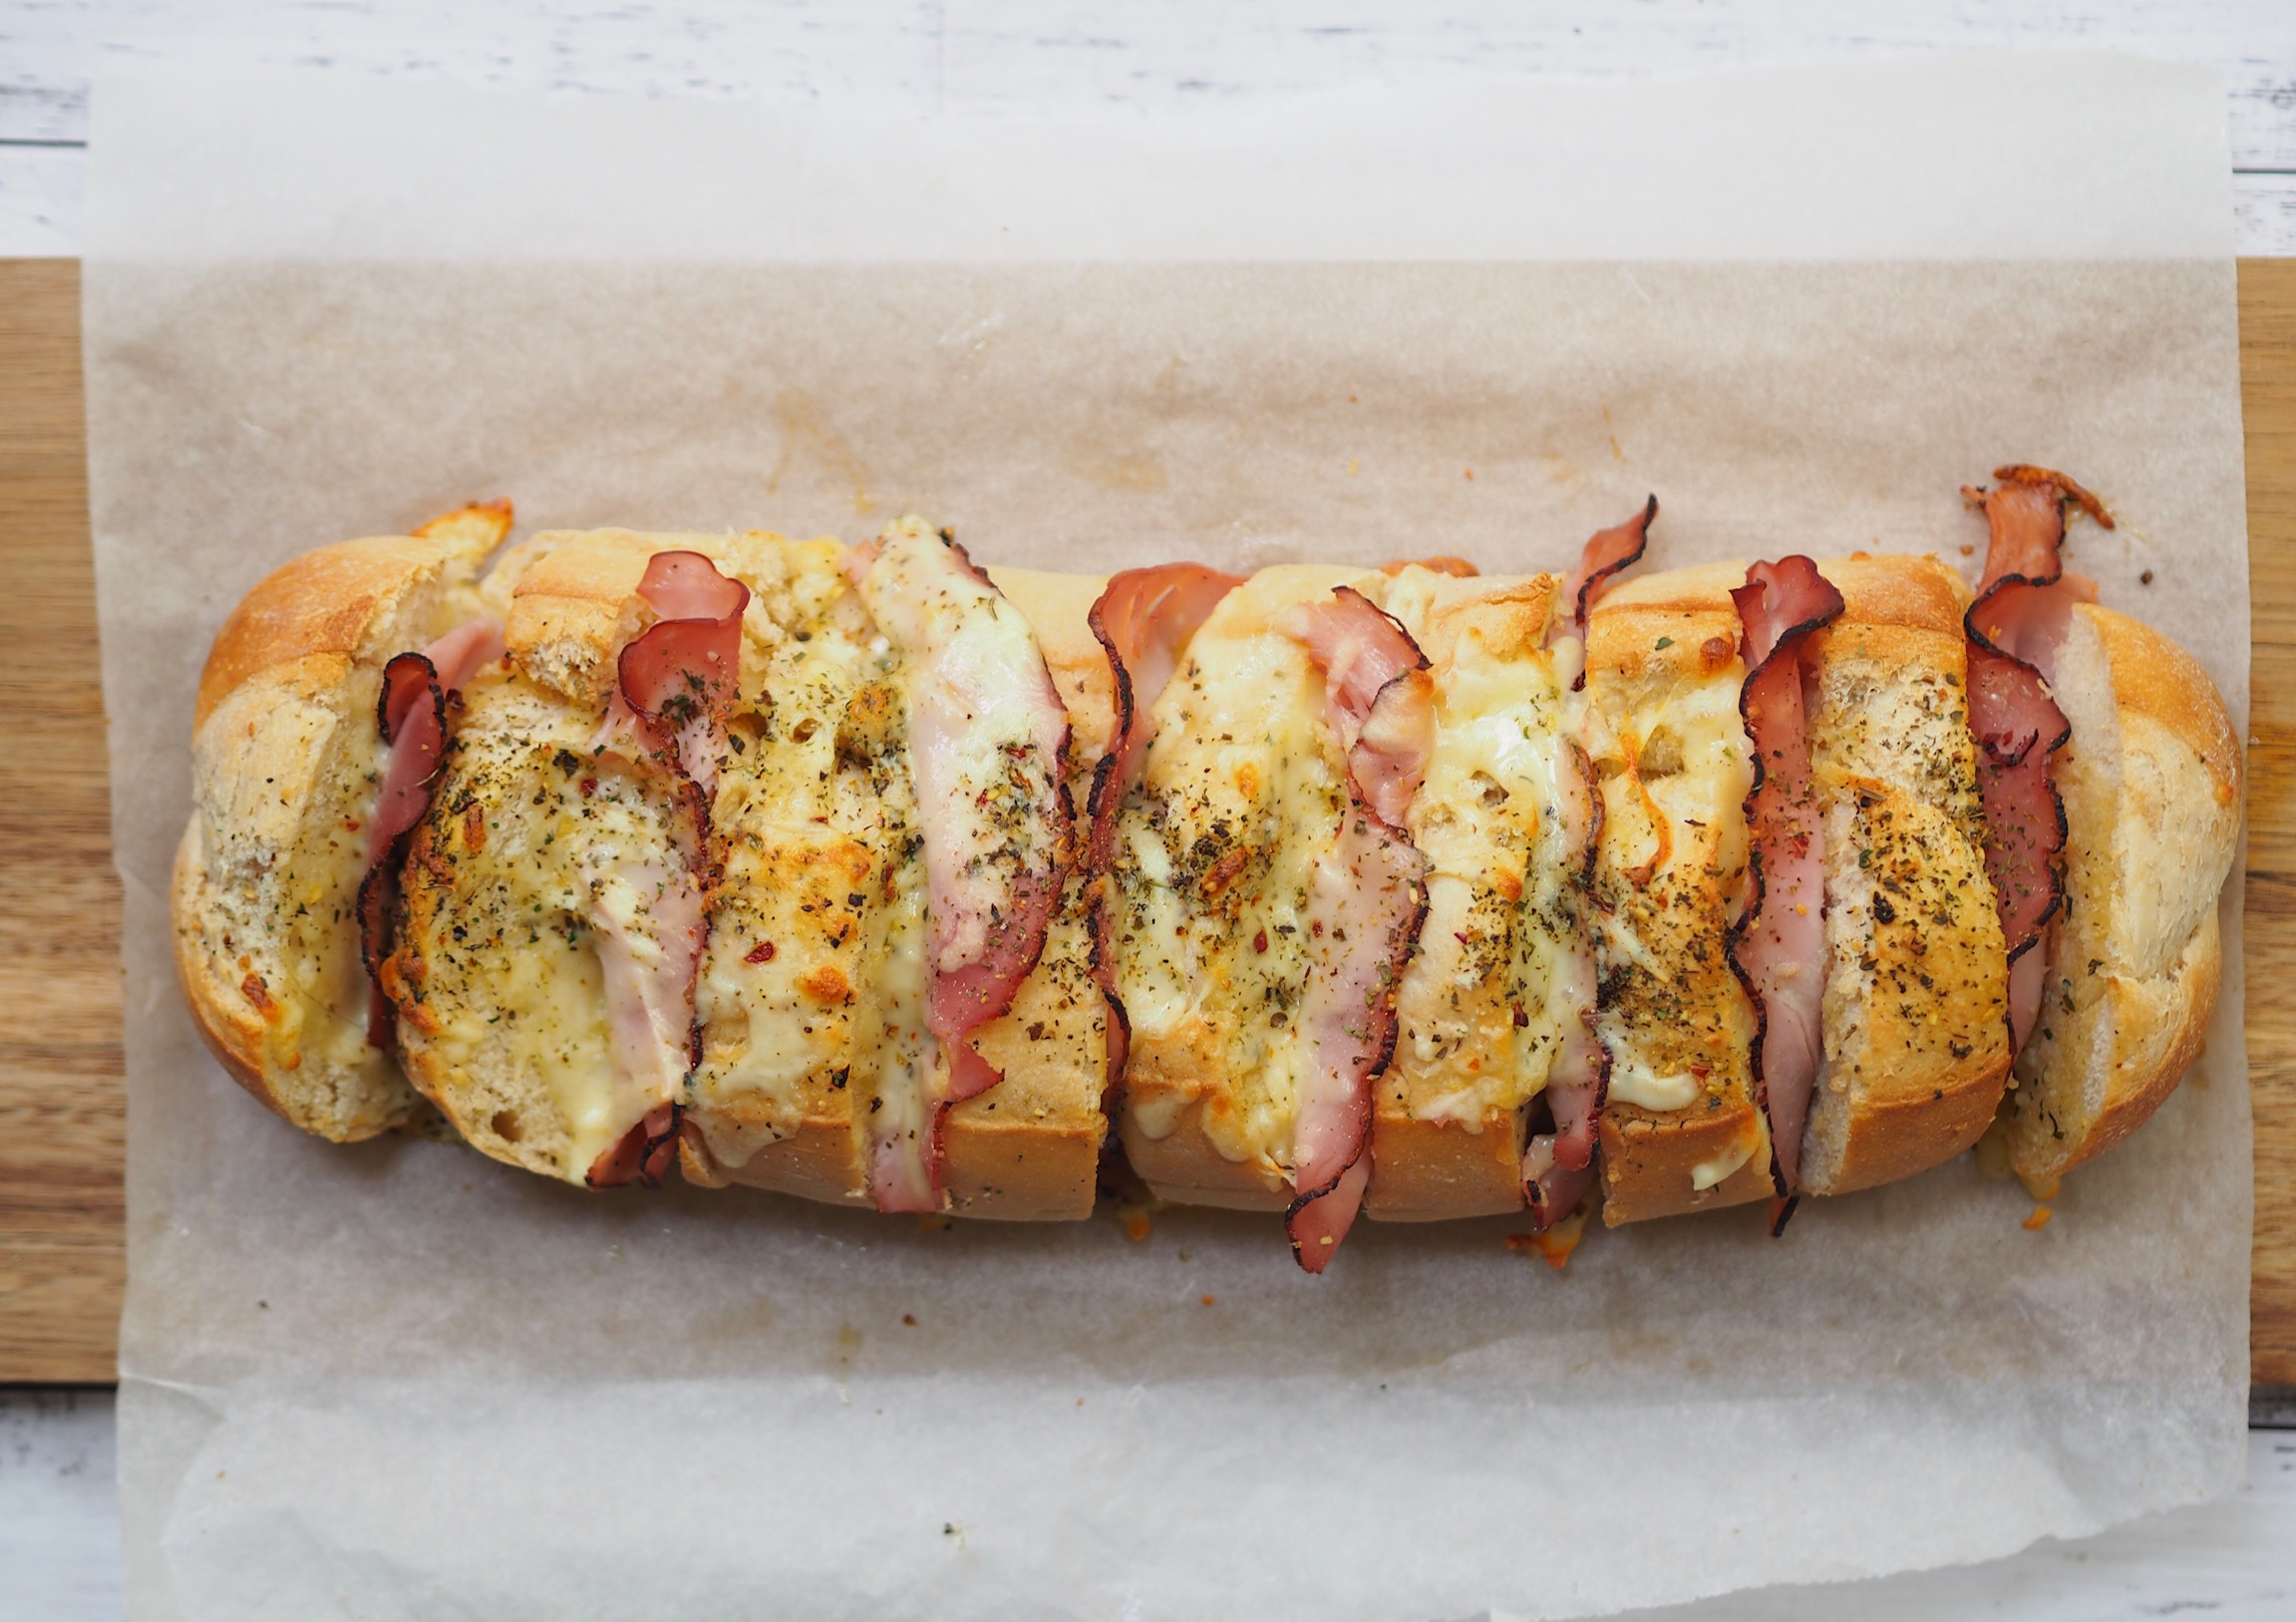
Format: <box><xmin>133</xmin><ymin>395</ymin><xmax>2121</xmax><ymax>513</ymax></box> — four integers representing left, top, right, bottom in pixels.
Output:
<box><xmin>84</xmin><ymin>57</ymin><xmax>2250</xmax><ymax>1622</ymax></box>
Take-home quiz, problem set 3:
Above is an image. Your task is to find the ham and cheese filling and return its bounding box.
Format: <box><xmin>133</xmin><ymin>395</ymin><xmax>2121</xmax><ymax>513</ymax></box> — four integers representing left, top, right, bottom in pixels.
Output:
<box><xmin>1109</xmin><ymin>568</ymin><xmax>1375</xmax><ymax>1206</ymax></box>
<box><xmin>848</xmin><ymin>518</ymin><xmax>1073</xmax><ymax>1211</ymax></box>
<box><xmin>1275</xmin><ymin>587</ymin><xmax>1434</xmax><ymax>1270</ymax></box>
<box><xmin>1963</xmin><ymin>467</ymin><xmax>2111</xmax><ymax>1057</ymax></box>
<box><xmin>1375</xmin><ymin>566</ymin><xmax>1599</xmax><ymax>1227</ymax></box>
<box><xmin>686</xmin><ymin>542</ymin><xmax>886</xmax><ymax>1174</ymax></box>
<box><xmin>1528</xmin><ymin>500</ymin><xmax>1654</xmax><ymax>1224</ymax></box>
<box><xmin>1728</xmin><ymin>556</ymin><xmax>1844</xmax><ymax>1225</ymax></box>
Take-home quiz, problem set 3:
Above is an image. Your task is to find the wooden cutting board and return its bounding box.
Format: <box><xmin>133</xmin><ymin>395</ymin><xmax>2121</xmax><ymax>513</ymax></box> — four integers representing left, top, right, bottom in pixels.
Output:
<box><xmin>4</xmin><ymin>258</ymin><xmax>2292</xmax><ymax>1385</ymax></box>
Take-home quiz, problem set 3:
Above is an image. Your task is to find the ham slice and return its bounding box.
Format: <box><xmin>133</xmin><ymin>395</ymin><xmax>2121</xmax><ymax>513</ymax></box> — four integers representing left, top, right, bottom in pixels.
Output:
<box><xmin>358</xmin><ymin>620</ymin><xmax>506</xmax><ymax>1047</ymax></box>
<box><xmin>585</xmin><ymin>551</ymin><xmax>749</xmax><ymax>1188</ymax></box>
<box><xmin>1523</xmin><ymin>504</ymin><xmax>1654</xmax><ymax>1226</ymax></box>
<box><xmin>1728</xmin><ymin>557</ymin><xmax>1845</xmax><ymax>1232</ymax></box>
<box><xmin>584</xmin><ymin>855</ymin><xmax>707</xmax><ymax>1188</ymax></box>
<box><xmin>1963</xmin><ymin>467</ymin><xmax>2111</xmax><ymax>1057</ymax></box>
<box><xmin>1277</xmin><ymin>587</ymin><xmax>1437</xmax><ymax>825</ymax></box>
<box><xmin>1083</xmin><ymin>563</ymin><xmax>1244</xmax><ymax>1088</ymax></box>
<box><xmin>854</xmin><ymin>525</ymin><xmax>1074</xmax><ymax>1209</ymax></box>
<box><xmin>1559</xmin><ymin>496</ymin><xmax>1658</xmax><ymax>664</ymax></box>
<box><xmin>1281</xmin><ymin>587</ymin><xmax>1434</xmax><ymax>1272</ymax></box>
<box><xmin>615</xmin><ymin>550</ymin><xmax>751</xmax><ymax>794</ymax></box>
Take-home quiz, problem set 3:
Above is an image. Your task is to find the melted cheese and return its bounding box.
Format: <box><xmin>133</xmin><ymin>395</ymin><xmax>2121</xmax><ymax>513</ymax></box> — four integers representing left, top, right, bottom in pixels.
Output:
<box><xmin>1112</xmin><ymin>565</ymin><xmax>1369</xmax><ymax>1177</ymax></box>
<box><xmin>1690</xmin><ymin>1111</ymin><xmax>1767</xmax><ymax>1191</ymax></box>
<box><xmin>1378</xmin><ymin>568</ymin><xmax>1582</xmax><ymax>1131</ymax></box>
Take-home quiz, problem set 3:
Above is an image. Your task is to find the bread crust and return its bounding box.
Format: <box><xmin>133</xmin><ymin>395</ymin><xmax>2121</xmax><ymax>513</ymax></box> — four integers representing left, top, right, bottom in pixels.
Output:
<box><xmin>172</xmin><ymin>817</ymin><xmax>272</xmax><ymax>1106</ymax></box>
<box><xmin>176</xmin><ymin>520</ymin><xmax>501</xmax><ymax>1141</ymax></box>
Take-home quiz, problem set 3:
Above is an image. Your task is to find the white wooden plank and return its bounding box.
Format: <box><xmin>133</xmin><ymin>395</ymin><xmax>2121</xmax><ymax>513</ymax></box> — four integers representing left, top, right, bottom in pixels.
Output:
<box><xmin>0</xmin><ymin>143</ymin><xmax>83</xmax><ymax>255</ymax></box>
<box><xmin>3</xmin><ymin>1</ymin><xmax>2293</xmax><ymax>161</ymax></box>
<box><xmin>2237</xmin><ymin>169</ymin><xmax>2296</xmax><ymax>255</ymax></box>
<box><xmin>0</xmin><ymin>1389</ymin><xmax>121</xmax><ymax>1622</ymax></box>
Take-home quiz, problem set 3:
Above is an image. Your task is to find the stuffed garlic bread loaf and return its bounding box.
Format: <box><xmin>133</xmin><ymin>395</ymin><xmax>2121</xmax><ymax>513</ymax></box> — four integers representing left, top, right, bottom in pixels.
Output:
<box><xmin>174</xmin><ymin>468</ymin><xmax>2240</xmax><ymax>1267</ymax></box>
<box><xmin>174</xmin><ymin>500</ymin><xmax>510</xmax><ymax>1142</ymax></box>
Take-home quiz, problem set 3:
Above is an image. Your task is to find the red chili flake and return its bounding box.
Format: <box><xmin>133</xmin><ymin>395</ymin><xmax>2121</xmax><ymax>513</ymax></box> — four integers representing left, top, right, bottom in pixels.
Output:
<box><xmin>1252</xmin><ymin>928</ymin><xmax>1269</xmax><ymax>953</ymax></box>
<box><xmin>745</xmin><ymin>940</ymin><xmax>777</xmax><ymax>964</ymax></box>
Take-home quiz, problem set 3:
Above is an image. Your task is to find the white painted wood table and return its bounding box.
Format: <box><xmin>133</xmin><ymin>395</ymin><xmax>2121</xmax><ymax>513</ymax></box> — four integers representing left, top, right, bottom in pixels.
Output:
<box><xmin>3</xmin><ymin>4</ymin><xmax>2292</xmax><ymax>1618</ymax></box>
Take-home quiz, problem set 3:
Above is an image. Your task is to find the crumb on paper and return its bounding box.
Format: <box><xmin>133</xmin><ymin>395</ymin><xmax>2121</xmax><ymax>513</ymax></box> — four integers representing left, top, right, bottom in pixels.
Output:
<box><xmin>1117</xmin><ymin>1201</ymin><xmax>1154</xmax><ymax>1242</ymax></box>
<box><xmin>901</xmin><ymin>1313</ymin><xmax>917</xmax><ymax>1327</ymax></box>
<box><xmin>1505</xmin><ymin>1205</ymin><xmax>1589</xmax><ymax>1270</ymax></box>
<box><xmin>1199</xmin><ymin>1294</ymin><xmax>1216</xmax><ymax>1306</ymax></box>
<box><xmin>2023</xmin><ymin>1204</ymin><xmax>2054</xmax><ymax>1231</ymax></box>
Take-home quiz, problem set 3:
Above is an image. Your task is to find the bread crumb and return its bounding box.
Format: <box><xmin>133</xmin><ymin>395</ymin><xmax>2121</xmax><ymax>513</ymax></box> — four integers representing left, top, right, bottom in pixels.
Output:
<box><xmin>1199</xmin><ymin>1294</ymin><xmax>1216</xmax><ymax>1306</ymax></box>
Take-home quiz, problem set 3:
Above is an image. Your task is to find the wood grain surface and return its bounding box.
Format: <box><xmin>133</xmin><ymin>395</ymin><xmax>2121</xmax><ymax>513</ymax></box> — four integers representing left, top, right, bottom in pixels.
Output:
<box><xmin>1</xmin><ymin>256</ymin><xmax>2290</xmax><ymax>1385</ymax></box>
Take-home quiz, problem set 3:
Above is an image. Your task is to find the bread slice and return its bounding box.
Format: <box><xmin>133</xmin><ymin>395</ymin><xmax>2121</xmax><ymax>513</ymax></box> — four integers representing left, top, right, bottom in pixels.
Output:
<box><xmin>1579</xmin><ymin>564</ymin><xmax>1772</xmax><ymax>1224</ymax></box>
<box><xmin>1111</xmin><ymin>564</ymin><xmax>1379</xmax><ymax>1210</ymax></box>
<box><xmin>679</xmin><ymin>538</ymin><xmax>1110</xmax><ymax>1218</ymax></box>
<box><xmin>1800</xmin><ymin>556</ymin><xmax>2010</xmax><ymax>1194</ymax></box>
<box><xmin>1998</xmin><ymin>603</ymin><xmax>2242</xmax><ymax>1181</ymax></box>
<box><xmin>172</xmin><ymin>503</ymin><xmax>505</xmax><ymax>1141</ymax></box>
<box><xmin>389</xmin><ymin>527</ymin><xmax>714</xmax><ymax>1180</ymax></box>
<box><xmin>1364</xmin><ymin>566</ymin><xmax>1580</xmax><ymax>1220</ymax></box>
